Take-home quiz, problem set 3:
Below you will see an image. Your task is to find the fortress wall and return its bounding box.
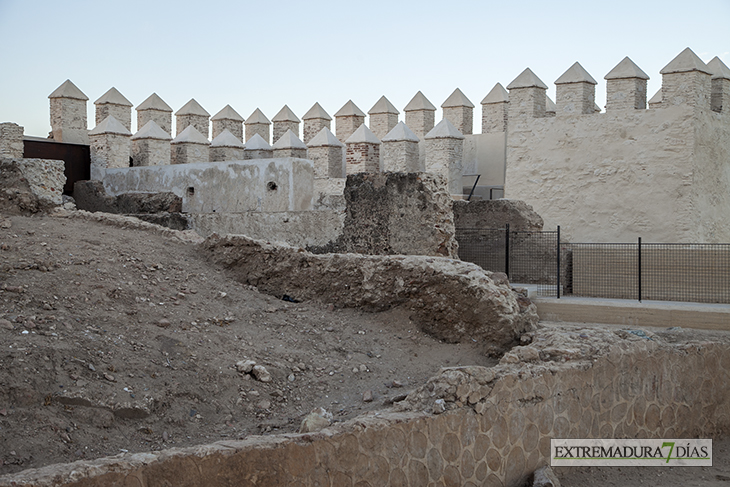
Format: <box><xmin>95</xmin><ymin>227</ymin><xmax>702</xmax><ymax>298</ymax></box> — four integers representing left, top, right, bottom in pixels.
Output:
<box><xmin>504</xmin><ymin>105</ymin><xmax>729</xmax><ymax>242</ymax></box>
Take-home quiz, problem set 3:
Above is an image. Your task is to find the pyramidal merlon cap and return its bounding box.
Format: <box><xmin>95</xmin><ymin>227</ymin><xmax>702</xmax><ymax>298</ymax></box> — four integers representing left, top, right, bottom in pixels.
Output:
<box><xmin>707</xmin><ymin>56</ymin><xmax>730</xmax><ymax>80</ymax></box>
<box><xmin>345</xmin><ymin>124</ymin><xmax>380</xmax><ymax>144</ymax></box>
<box><xmin>137</xmin><ymin>93</ymin><xmax>172</xmax><ymax>112</ymax></box>
<box><xmin>308</xmin><ymin>127</ymin><xmax>344</xmax><ymax>147</ymax></box>
<box><xmin>245</xmin><ymin>133</ymin><xmax>272</xmax><ymax>150</ymax></box>
<box><xmin>49</xmin><ymin>79</ymin><xmax>88</xmax><ymax>100</ymax></box>
<box><xmin>481</xmin><ymin>83</ymin><xmax>509</xmax><ymax>104</ymax></box>
<box><xmin>211</xmin><ymin>129</ymin><xmax>244</xmax><ymax>148</ymax></box>
<box><xmin>506</xmin><ymin>68</ymin><xmax>548</xmax><ymax>90</ymax></box>
<box><xmin>172</xmin><ymin>125</ymin><xmax>209</xmax><ymax>144</ymax></box>
<box><xmin>555</xmin><ymin>62</ymin><xmax>598</xmax><ymax>85</ymax></box>
<box><xmin>425</xmin><ymin>118</ymin><xmax>464</xmax><ymax>139</ymax></box>
<box><xmin>132</xmin><ymin>120</ymin><xmax>171</xmax><ymax>140</ymax></box>
<box><xmin>369</xmin><ymin>96</ymin><xmax>399</xmax><ymax>115</ymax></box>
<box><xmin>246</xmin><ymin>108</ymin><xmax>270</xmax><ymax>124</ymax></box>
<box><xmin>272</xmin><ymin>105</ymin><xmax>301</xmax><ymax>123</ymax></box>
<box><xmin>604</xmin><ymin>57</ymin><xmax>649</xmax><ymax>80</ymax></box>
<box><xmin>303</xmin><ymin>102</ymin><xmax>332</xmax><ymax>121</ymax></box>
<box><xmin>175</xmin><ymin>99</ymin><xmax>210</xmax><ymax>117</ymax></box>
<box><xmin>89</xmin><ymin>116</ymin><xmax>131</xmax><ymax>136</ymax></box>
<box><xmin>211</xmin><ymin>104</ymin><xmax>244</xmax><ymax>122</ymax></box>
<box><xmin>94</xmin><ymin>87</ymin><xmax>132</xmax><ymax>106</ymax></box>
<box><xmin>546</xmin><ymin>95</ymin><xmax>557</xmax><ymax>112</ymax></box>
<box><xmin>648</xmin><ymin>89</ymin><xmax>662</xmax><ymax>104</ymax></box>
<box><xmin>404</xmin><ymin>91</ymin><xmax>436</xmax><ymax>111</ymax></box>
<box><xmin>382</xmin><ymin>121</ymin><xmax>419</xmax><ymax>142</ymax></box>
<box><xmin>335</xmin><ymin>100</ymin><xmax>366</xmax><ymax>118</ymax></box>
<box><xmin>273</xmin><ymin>129</ymin><xmax>306</xmax><ymax>149</ymax></box>
<box><xmin>442</xmin><ymin>88</ymin><xmax>474</xmax><ymax>108</ymax></box>
<box><xmin>660</xmin><ymin>47</ymin><xmax>712</xmax><ymax>75</ymax></box>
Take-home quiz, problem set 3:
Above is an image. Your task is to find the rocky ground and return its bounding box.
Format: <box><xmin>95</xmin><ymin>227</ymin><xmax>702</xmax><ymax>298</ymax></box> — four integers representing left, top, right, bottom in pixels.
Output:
<box><xmin>0</xmin><ymin>211</ymin><xmax>492</xmax><ymax>475</ymax></box>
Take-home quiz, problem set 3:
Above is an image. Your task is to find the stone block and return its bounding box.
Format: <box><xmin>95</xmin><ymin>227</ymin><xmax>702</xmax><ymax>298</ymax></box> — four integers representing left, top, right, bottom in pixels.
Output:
<box><xmin>49</xmin><ymin>79</ymin><xmax>89</xmax><ymax>144</ymax></box>
<box><xmin>302</xmin><ymin>102</ymin><xmax>332</xmax><ymax>144</ymax></box>
<box><xmin>171</xmin><ymin>126</ymin><xmax>210</xmax><ymax>165</ymax></box>
<box><xmin>94</xmin><ymin>87</ymin><xmax>133</xmax><ymax>131</ymax></box>
<box><xmin>131</xmin><ymin>120</ymin><xmax>171</xmax><ymax>167</ymax></box>
<box><xmin>89</xmin><ymin>116</ymin><xmax>132</xmax><ymax>179</ymax></box>
<box><xmin>210</xmin><ymin>129</ymin><xmax>245</xmax><ymax>162</ymax></box>
<box><xmin>425</xmin><ymin>119</ymin><xmax>464</xmax><ymax>195</ymax></box>
<box><xmin>335</xmin><ymin>100</ymin><xmax>366</xmax><ymax>143</ymax></box>
<box><xmin>272</xmin><ymin>129</ymin><xmax>307</xmax><ymax>159</ymax></box>
<box><xmin>368</xmin><ymin>96</ymin><xmax>400</xmax><ymax>140</ymax></box>
<box><xmin>442</xmin><ymin>88</ymin><xmax>474</xmax><ymax>135</ymax></box>
<box><xmin>308</xmin><ymin>127</ymin><xmax>345</xmax><ymax>178</ymax></box>
<box><xmin>604</xmin><ymin>57</ymin><xmax>650</xmax><ymax>111</ymax></box>
<box><xmin>211</xmin><ymin>104</ymin><xmax>244</xmax><ymax>140</ymax></box>
<box><xmin>175</xmin><ymin>99</ymin><xmax>210</xmax><ymax>137</ymax></box>
<box><xmin>481</xmin><ymin>83</ymin><xmax>510</xmax><ymax>133</ymax></box>
<box><xmin>555</xmin><ymin>62</ymin><xmax>598</xmax><ymax>116</ymax></box>
<box><xmin>0</xmin><ymin>158</ymin><xmax>66</xmax><ymax>213</ymax></box>
<box><xmin>404</xmin><ymin>91</ymin><xmax>437</xmax><ymax>139</ymax></box>
<box><xmin>345</xmin><ymin>125</ymin><xmax>381</xmax><ymax>175</ymax></box>
<box><xmin>0</xmin><ymin>122</ymin><xmax>24</xmax><ymax>159</ymax></box>
<box><xmin>507</xmin><ymin>68</ymin><xmax>548</xmax><ymax>119</ymax></box>
<box><xmin>381</xmin><ymin>122</ymin><xmax>421</xmax><ymax>173</ymax></box>
<box><xmin>244</xmin><ymin>133</ymin><xmax>274</xmax><ymax>160</ymax></box>
<box><xmin>272</xmin><ymin>105</ymin><xmax>301</xmax><ymax>144</ymax></box>
<box><xmin>245</xmin><ymin>108</ymin><xmax>271</xmax><ymax>144</ymax></box>
<box><xmin>660</xmin><ymin>48</ymin><xmax>712</xmax><ymax>109</ymax></box>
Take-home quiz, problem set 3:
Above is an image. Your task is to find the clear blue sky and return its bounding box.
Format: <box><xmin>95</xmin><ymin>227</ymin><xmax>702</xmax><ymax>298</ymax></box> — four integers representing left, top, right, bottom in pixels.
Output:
<box><xmin>1</xmin><ymin>0</ymin><xmax>728</xmax><ymax>138</ymax></box>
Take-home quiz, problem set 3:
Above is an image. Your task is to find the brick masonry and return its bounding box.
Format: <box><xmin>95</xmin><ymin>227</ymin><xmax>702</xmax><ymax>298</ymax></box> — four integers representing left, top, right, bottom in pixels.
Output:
<box><xmin>346</xmin><ymin>142</ymin><xmax>380</xmax><ymax>174</ymax></box>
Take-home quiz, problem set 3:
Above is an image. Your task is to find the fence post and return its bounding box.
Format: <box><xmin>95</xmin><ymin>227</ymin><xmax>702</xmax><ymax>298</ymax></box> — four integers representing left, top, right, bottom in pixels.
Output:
<box><xmin>505</xmin><ymin>223</ymin><xmax>510</xmax><ymax>278</ymax></box>
<box><xmin>638</xmin><ymin>236</ymin><xmax>642</xmax><ymax>302</ymax></box>
<box><xmin>557</xmin><ymin>225</ymin><xmax>561</xmax><ymax>299</ymax></box>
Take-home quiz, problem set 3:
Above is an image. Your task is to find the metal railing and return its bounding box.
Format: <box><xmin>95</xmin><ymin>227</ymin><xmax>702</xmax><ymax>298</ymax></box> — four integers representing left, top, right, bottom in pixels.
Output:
<box><xmin>456</xmin><ymin>227</ymin><xmax>730</xmax><ymax>304</ymax></box>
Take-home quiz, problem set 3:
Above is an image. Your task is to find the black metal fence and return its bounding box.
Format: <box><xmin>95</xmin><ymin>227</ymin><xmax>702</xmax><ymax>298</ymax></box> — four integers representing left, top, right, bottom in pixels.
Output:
<box><xmin>456</xmin><ymin>227</ymin><xmax>730</xmax><ymax>304</ymax></box>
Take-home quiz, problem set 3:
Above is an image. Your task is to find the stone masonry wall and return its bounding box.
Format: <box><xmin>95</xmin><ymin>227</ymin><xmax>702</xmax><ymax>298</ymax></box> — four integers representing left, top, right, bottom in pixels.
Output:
<box><xmin>662</xmin><ymin>72</ymin><xmax>712</xmax><ymax>109</ymax></box>
<box><xmin>246</xmin><ymin>123</ymin><xmax>270</xmax><ymax>144</ymax></box>
<box><xmin>369</xmin><ymin>113</ymin><xmax>399</xmax><ymax>140</ymax></box>
<box><xmin>405</xmin><ymin>111</ymin><xmax>435</xmax><ymax>139</ymax></box>
<box><xmin>176</xmin><ymin>114</ymin><xmax>209</xmax><ymax>138</ymax></box>
<box><xmin>607</xmin><ymin>78</ymin><xmax>647</xmax><ymax>111</ymax></box>
<box><xmin>308</xmin><ymin>146</ymin><xmax>344</xmax><ymax>179</ymax></box>
<box><xmin>0</xmin><ymin>123</ymin><xmax>24</xmax><ymax>159</ymax></box>
<box><xmin>336</xmin><ymin>116</ymin><xmax>365</xmax><ymax>143</ymax></box>
<box><xmin>507</xmin><ymin>88</ymin><xmax>546</xmax><ymax>120</ymax></box>
<box><xmin>504</xmin><ymin>104</ymin><xmax>730</xmax><ymax>242</ymax></box>
<box><xmin>210</xmin><ymin>145</ymin><xmax>245</xmax><ymax>162</ymax></box>
<box><xmin>50</xmin><ymin>98</ymin><xmax>88</xmax><ymax>143</ymax></box>
<box><xmin>212</xmin><ymin>119</ymin><xmax>243</xmax><ymax>141</ymax></box>
<box><xmin>171</xmin><ymin>143</ymin><xmax>209</xmax><ymax>165</ymax></box>
<box><xmin>138</xmin><ymin>109</ymin><xmax>172</xmax><ymax>135</ymax></box>
<box><xmin>132</xmin><ymin>139</ymin><xmax>170</xmax><ymax>167</ymax></box>
<box><xmin>482</xmin><ymin>104</ymin><xmax>508</xmax><ymax>133</ymax></box>
<box><xmin>425</xmin><ymin>138</ymin><xmax>463</xmax><ymax>195</ymax></box>
<box><xmin>346</xmin><ymin>142</ymin><xmax>380</xmax><ymax>174</ymax></box>
<box><xmin>303</xmin><ymin>119</ymin><xmax>330</xmax><ymax>145</ymax></box>
<box><xmin>382</xmin><ymin>140</ymin><xmax>421</xmax><ymax>173</ymax></box>
<box><xmin>443</xmin><ymin>106</ymin><xmax>473</xmax><ymax>135</ymax></box>
<box><xmin>4</xmin><ymin>325</ymin><xmax>728</xmax><ymax>487</ymax></box>
<box><xmin>96</xmin><ymin>105</ymin><xmax>131</xmax><ymax>131</ymax></box>
<box><xmin>556</xmin><ymin>83</ymin><xmax>595</xmax><ymax>116</ymax></box>
<box><xmin>273</xmin><ymin>121</ymin><xmax>298</xmax><ymax>145</ymax></box>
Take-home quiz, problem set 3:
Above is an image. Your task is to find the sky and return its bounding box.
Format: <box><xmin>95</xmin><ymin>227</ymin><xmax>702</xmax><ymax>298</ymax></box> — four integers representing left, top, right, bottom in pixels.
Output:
<box><xmin>0</xmin><ymin>0</ymin><xmax>728</xmax><ymax>138</ymax></box>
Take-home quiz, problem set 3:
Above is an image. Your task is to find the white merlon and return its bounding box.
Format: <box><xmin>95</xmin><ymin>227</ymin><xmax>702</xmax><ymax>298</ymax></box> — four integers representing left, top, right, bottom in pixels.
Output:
<box><xmin>49</xmin><ymin>79</ymin><xmax>88</xmax><ymax>100</ymax></box>
<box><xmin>605</xmin><ymin>57</ymin><xmax>650</xmax><ymax>111</ymax></box>
<box><xmin>345</xmin><ymin>124</ymin><xmax>381</xmax><ymax>144</ymax></box>
<box><xmin>555</xmin><ymin>62</ymin><xmax>598</xmax><ymax>85</ymax></box>
<box><xmin>89</xmin><ymin>116</ymin><xmax>131</xmax><ymax>136</ymax></box>
<box><xmin>382</xmin><ymin>121</ymin><xmax>419</xmax><ymax>142</ymax></box>
<box><xmin>660</xmin><ymin>47</ymin><xmax>712</xmax><ymax>75</ymax></box>
<box><xmin>94</xmin><ymin>87</ymin><xmax>132</xmax><ymax>107</ymax></box>
<box><xmin>308</xmin><ymin>126</ymin><xmax>344</xmax><ymax>147</ymax></box>
<box><xmin>172</xmin><ymin>125</ymin><xmax>210</xmax><ymax>145</ymax></box>
<box><xmin>481</xmin><ymin>83</ymin><xmax>510</xmax><ymax>132</ymax></box>
<box><xmin>137</xmin><ymin>93</ymin><xmax>173</xmax><ymax>112</ymax></box>
<box><xmin>272</xmin><ymin>105</ymin><xmax>301</xmax><ymax>123</ymax></box>
<box><xmin>245</xmin><ymin>133</ymin><xmax>272</xmax><ymax>150</ymax></box>
<box><xmin>245</xmin><ymin>109</ymin><xmax>270</xmax><ymax>143</ymax></box>
<box><xmin>175</xmin><ymin>99</ymin><xmax>210</xmax><ymax>117</ymax></box>
<box><xmin>211</xmin><ymin>129</ymin><xmax>244</xmax><ymax>148</ymax></box>
<box><xmin>335</xmin><ymin>100</ymin><xmax>366</xmax><ymax>117</ymax></box>
<box><xmin>425</xmin><ymin>119</ymin><xmax>464</xmax><ymax>140</ymax></box>
<box><xmin>442</xmin><ymin>88</ymin><xmax>474</xmax><ymax>135</ymax></box>
<box><xmin>707</xmin><ymin>56</ymin><xmax>730</xmax><ymax>113</ymax></box>
<box><xmin>369</xmin><ymin>96</ymin><xmax>399</xmax><ymax>114</ymax></box>
<box><xmin>507</xmin><ymin>68</ymin><xmax>548</xmax><ymax>90</ymax></box>
<box><xmin>94</xmin><ymin>87</ymin><xmax>132</xmax><ymax>130</ymax></box>
<box><xmin>660</xmin><ymin>48</ymin><xmax>712</xmax><ymax>109</ymax></box>
<box><xmin>303</xmin><ymin>102</ymin><xmax>332</xmax><ymax>120</ymax></box>
<box><xmin>555</xmin><ymin>62</ymin><xmax>597</xmax><ymax>116</ymax></box>
<box><xmin>481</xmin><ymin>83</ymin><xmax>509</xmax><ymax>104</ymax></box>
<box><xmin>272</xmin><ymin>129</ymin><xmax>306</xmax><ymax>149</ymax></box>
<box><xmin>212</xmin><ymin>105</ymin><xmax>244</xmax><ymax>121</ymax></box>
<box><xmin>442</xmin><ymin>88</ymin><xmax>474</xmax><ymax>108</ymax></box>
<box><xmin>604</xmin><ymin>57</ymin><xmax>650</xmax><ymax>80</ymax></box>
<box><xmin>404</xmin><ymin>91</ymin><xmax>436</xmax><ymax>111</ymax></box>
<box><xmin>132</xmin><ymin>121</ymin><xmax>171</xmax><ymax>140</ymax></box>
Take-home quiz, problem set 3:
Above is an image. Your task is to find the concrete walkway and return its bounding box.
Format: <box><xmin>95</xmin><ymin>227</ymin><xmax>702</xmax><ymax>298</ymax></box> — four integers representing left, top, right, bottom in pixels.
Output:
<box><xmin>533</xmin><ymin>295</ymin><xmax>730</xmax><ymax>330</ymax></box>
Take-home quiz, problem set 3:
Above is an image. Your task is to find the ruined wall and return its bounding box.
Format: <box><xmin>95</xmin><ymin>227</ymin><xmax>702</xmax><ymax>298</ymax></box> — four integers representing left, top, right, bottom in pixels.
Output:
<box><xmin>0</xmin><ymin>158</ymin><xmax>65</xmax><ymax>214</ymax></box>
<box><xmin>453</xmin><ymin>199</ymin><xmax>544</xmax><ymax>232</ymax></box>
<box><xmin>101</xmin><ymin>158</ymin><xmax>314</xmax><ymax>213</ymax></box>
<box><xmin>4</xmin><ymin>325</ymin><xmax>728</xmax><ymax>487</ymax></box>
<box><xmin>318</xmin><ymin>172</ymin><xmax>458</xmax><ymax>258</ymax></box>
<box><xmin>504</xmin><ymin>105</ymin><xmax>730</xmax><ymax>242</ymax></box>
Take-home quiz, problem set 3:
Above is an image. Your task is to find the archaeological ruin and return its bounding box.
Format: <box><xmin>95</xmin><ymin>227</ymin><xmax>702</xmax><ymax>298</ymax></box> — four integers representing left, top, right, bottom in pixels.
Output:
<box><xmin>1</xmin><ymin>46</ymin><xmax>729</xmax><ymax>486</ymax></box>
